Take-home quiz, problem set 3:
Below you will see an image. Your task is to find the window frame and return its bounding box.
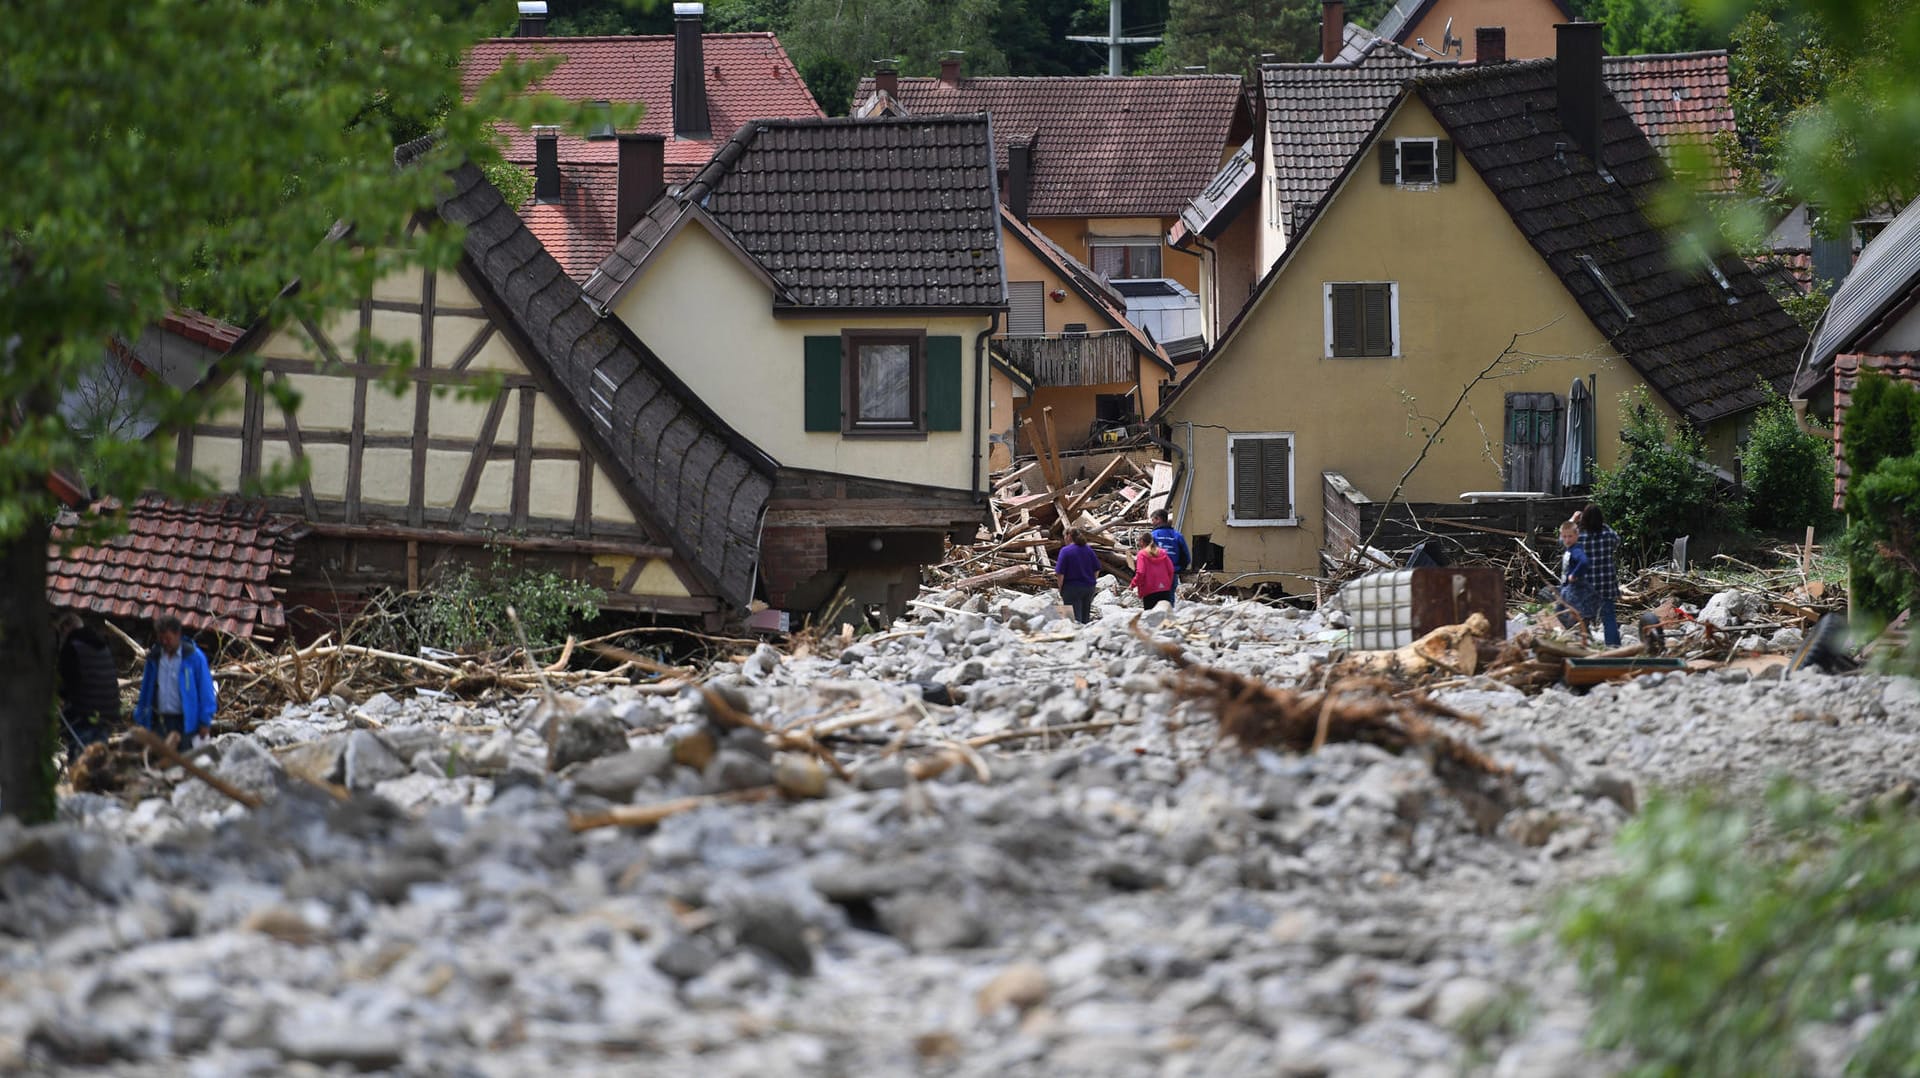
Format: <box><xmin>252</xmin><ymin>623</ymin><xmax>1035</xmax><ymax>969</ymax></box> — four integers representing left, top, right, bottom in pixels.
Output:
<box><xmin>841</xmin><ymin>329</ymin><xmax>927</xmax><ymax>436</ymax></box>
<box><xmin>1226</xmin><ymin>431</ymin><xmax>1298</xmax><ymax>527</ymax></box>
<box><xmin>1088</xmin><ymin>237</ymin><xmax>1163</xmax><ymax>281</ymax></box>
<box><xmin>1006</xmin><ymin>280</ymin><xmax>1048</xmax><ymax>336</ymax></box>
<box><xmin>1323</xmin><ymin>281</ymin><xmax>1400</xmax><ymax>359</ymax></box>
<box><xmin>1396</xmin><ymin>137</ymin><xmax>1439</xmax><ymax>185</ymax></box>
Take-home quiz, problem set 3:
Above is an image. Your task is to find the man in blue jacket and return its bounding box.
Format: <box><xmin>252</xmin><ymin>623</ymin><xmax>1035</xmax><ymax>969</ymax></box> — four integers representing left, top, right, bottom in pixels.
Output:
<box><xmin>134</xmin><ymin>615</ymin><xmax>217</xmax><ymax>748</ymax></box>
<box><xmin>1149</xmin><ymin>509</ymin><xmax>1191</xmax><ymax>601</ymax></box>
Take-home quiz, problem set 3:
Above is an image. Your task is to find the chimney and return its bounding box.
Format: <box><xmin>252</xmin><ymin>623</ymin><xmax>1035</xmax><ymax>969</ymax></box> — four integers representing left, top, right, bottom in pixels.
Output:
<box><xmin>1007</xmin><ymin>138</ymin><xmax>1034</xmax><ymax>221</ymax></box>
<box><xmin>672</xmin><ymin>3</ymin><xmax>710</xmax><ymax>138</ymax></box>
<box><xmin>875</xmin><ymin>62</ymin><xmax>898</xmax><ymax>97</ymax></box>
<box><xmin>517</xmin><ymin>0</ymin><xmax>548</xmax><ymax>37</ymax></box>
<box><xmin>533</xmin><ymin>127</ymin><xmax>561</xmax><ymax>204</ymax></box>
<box><xmin>939</xmin><ymin>52</ymin><xmax>963</xmax><ymax>87</ymax></box>
<box><xmin>1321</xmin><ymin>0</ymin><xmax>1345</xmax><ymax>63</ymax></box>
<box><xmin>1555</xmin><ymin>22</ymin><xmax>1604</xmax><ymax>162</ymax></box>
<box><xmin>1475</xmin><ymin>26</ymin><xmax>1506</xmax><ymax>64</ymax></box>
<box><xmin>616</xmin><ymin>134</ymin><xmax>666</xmax><ymax>239</ymax></box>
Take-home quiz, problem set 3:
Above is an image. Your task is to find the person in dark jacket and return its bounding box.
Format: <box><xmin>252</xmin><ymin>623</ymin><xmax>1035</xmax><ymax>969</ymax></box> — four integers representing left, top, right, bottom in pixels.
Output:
<box><xmin>1148</xmin><ymin>509</ymin><xmax>1191</xmax><ymax>596</ymax></box>
<box><xmin>1576</xmin><ymin>503</ymin><xmax>1624</xmax><ymax>645</ymax></box>
<box><xmin>56</xmin><ymin>613</ymin><xmax>121</xmax><ymax>753</ymax></box>
<box><xmin>133</xmin><ymin>614</ymin><xmax>217</xmax><ymax>748</ymax></box>
<box><xmin>1054</xmin><ymin>528</ymin><xmax>1101</xmax><ymax>624</ymax></box>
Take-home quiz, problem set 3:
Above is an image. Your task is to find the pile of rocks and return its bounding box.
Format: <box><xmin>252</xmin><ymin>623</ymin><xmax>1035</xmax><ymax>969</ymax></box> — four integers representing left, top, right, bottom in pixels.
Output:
<box><xmin>2</xmin><ymin>579</ymin><xmax>1915</xmax><ymax>1075</ymax></box>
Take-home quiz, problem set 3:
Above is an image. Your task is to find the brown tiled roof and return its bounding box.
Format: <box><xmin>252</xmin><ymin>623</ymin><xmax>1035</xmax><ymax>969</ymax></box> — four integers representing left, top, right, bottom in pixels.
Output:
<box><xmin>398</xmin><ymin>139</ymin><xmax>777</xmax><ymax>607</ymax></box>
<box><xmin>158</xmin><ymin>309</ymin><xmax>243</xmax><ymax>352</ymax></box>
<box><xmin>676</xmin><ymin>116</ymin><xmax>1006</xmax><ymax>310</ymax></box>
<box><xmin>462</xmin><ymin>33</ymin><xmax>823</xmax><ymax>280</ymax></box>
<box><xmin>1371</xmin><ymin>0</ymin><xmax>1573</xmax><ymax>44</ymax></box>
<box><xmin>1602</xmin><ymin>52</ymin><xmax>1736</xmax><ymax>192</ymax></box>
<box><xmin>1263</xmin><ymin>50</ymin><xmax>1442</xmax><ymax>236</ymax></box>
<box><xmin>47</xmin><ymin>496</ymin><xmax>301</xmax><ymax>641</ymax></box>
<box><xmin>1262</xmin><ymin>49</ymin><xmax>1732</xmax><ymax>238</ymax></box>
<box><xmin>1832</xmin><ymin>352</ymin><xmax>1920</xmax><ymax>507</ymax></box>
<box><xmin>1416</xmin><ymin>60</ymin><xmax>1805</xmax><ymax>424</ymax></box>
<box><xmin>849</xmin><ymin>75</ymin><xmax>1250</xmax><ymax>218</ymax></box>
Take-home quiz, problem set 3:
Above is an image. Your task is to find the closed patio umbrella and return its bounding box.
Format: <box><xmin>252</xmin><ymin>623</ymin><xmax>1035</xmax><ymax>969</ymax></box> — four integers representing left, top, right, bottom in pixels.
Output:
<box><xmin>1560</xmin><ymin>376</ymin><xmax>1593</xmax><ymax>490</ymax></box>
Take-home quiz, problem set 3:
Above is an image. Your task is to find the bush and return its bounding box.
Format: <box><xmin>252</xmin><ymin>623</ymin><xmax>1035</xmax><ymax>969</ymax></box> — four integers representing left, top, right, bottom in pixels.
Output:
<box><xmin>419</xmin><ymin>553</ymin><xmax>603</xmax><ymax>652</ymax></box>
<box><xmin>1740</xmin><ymin>389</ymin><xmax>1835</xmax><ymax>533</ymax></box>
<box><xmin>1559</xmin><ymin>784</ymin><xmax>1920</xmax><ymax>1077</ymax></box>
<box><xmin>1839</xmin><ymin>372</ymin><xmax>1920</xmax><ymax>620</ymax></box>
<box><xmin>1594</xmin><ymin>389</ymin><xmax>1731</xmax><ymax>562</ymax></box>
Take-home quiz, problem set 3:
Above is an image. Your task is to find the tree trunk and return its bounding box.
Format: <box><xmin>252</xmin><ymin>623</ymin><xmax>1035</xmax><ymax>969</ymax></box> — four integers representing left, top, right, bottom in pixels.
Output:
<box><xmin>0</xmin><ymin>518</ymin><xmax>56</xmax><ymax>822</ymax></box>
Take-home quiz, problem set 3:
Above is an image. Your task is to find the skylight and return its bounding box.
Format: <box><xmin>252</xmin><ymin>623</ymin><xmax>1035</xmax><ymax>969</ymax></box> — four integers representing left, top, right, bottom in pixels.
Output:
<box><xmin>1577</xmin><ymin>254</ymin><xmax>1635</xmax><ymax>322</ymax></box>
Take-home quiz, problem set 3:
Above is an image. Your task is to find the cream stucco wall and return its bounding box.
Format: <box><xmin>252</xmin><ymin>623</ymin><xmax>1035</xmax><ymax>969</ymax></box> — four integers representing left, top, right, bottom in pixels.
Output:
<box><xmin>1166</xmin><ymin>98</ymin><xmax>1694</xmax><ymax>582</ymax></box>
<box><xmin>1257</xmin><ymin>140</ymin><xmax>1289</xmax><ymax>281</ymax></box>
<box><xmin>610</xmin><ymin>223</ymin><xmax>992</xmax><ymax>492</ymax></box>
<box><xmin>1398</xmin><ymin>0</ymin><xmax>1567</xmax><ymax>60</ymax></box>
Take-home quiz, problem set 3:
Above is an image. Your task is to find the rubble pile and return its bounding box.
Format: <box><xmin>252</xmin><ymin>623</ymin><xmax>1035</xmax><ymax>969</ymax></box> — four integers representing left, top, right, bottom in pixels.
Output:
<box><xmin>2</xmin><ymin>574</ymin><xmax>1917</xmax><ymax>1076</ymax></box>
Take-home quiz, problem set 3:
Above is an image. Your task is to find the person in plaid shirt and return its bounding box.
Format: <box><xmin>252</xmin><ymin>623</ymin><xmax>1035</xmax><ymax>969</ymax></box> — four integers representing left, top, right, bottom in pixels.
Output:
<box><xmin>1577</xmin><ymin>502</ymin><xmax>1623</xmax><ymax>645</ymax></box>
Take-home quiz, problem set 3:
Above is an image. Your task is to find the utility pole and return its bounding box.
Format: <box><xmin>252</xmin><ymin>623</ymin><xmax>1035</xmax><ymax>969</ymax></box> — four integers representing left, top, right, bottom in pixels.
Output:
<box><xmin>1066</xmin><ymin>0</ymin><xmax>1161</xmax><ymax>76</ymax></box>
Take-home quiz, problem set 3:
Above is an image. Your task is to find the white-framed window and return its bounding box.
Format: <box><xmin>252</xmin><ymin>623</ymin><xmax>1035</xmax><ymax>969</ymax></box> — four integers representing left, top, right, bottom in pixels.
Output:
<box><xmin>1089</xmin><ymin>239</ymin><xmax>1162</xmax><ymax>281</ymax></box>
<box><xmin>1227</xmin><ymin>432</ymin><xmax>1297</xmax><ymax>526</ymax></box>
<box><xmin>1380</xmin><ymin>138</ymin><xmax>1455</xmax><ymax>187</ymax></box>
<box><xmin>1323</xmin><ymin>282</ymin><xmax>1398</xmax><ymax>358</ymax></box>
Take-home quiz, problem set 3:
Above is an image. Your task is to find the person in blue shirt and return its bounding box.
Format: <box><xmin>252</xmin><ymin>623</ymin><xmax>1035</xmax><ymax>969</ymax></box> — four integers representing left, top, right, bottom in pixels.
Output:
<box><xmin>1148</xmin><ymin>509</ymin><xmax>1191</xmax><ymax>603</ymax></box>
<box><xmin>134</xmin><ymin>614</ymin><xmax>217</xmax><ymax>748</ymax></box>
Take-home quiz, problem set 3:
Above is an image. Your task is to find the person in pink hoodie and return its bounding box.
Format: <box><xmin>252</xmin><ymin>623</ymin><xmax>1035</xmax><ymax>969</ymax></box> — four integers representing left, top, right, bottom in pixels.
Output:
<box><xmin>1132</xmin><ymin>530</ymin><xmax>1177</xmax><ymax>610</ymax></box>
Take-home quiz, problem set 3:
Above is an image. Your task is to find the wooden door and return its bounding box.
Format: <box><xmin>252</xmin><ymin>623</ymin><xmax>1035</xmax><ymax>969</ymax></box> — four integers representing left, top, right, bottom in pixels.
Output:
<box><xmin>1504</xmin><ymin>392</ymin><xmax>1562</xmax><ymax>493</ymax></box>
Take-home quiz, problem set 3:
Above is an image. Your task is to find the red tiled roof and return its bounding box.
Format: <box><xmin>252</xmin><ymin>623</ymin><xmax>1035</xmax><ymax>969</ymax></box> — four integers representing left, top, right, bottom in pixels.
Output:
<box><xmin>462</xmin><ymin>33</ymin><xmax>822</xmax><ymax>279</ymax></box>
<box><xmin>158</xmin><ymin>309</ymin><xmax>243</xmax><ymax>352</ymax></box>
<box><xmin>463</xmin><ymin>33</ymin><xmax>822</xmax><ymax>166</ymax></box>
<box><xmin>47</xmin><ymin>496</ymin><xmax>304</xmax><ymax>641</ymax></box>
<box><xmin>1601</xmin><ymin>52</ymin><xmax>1736</xmax><ymax>192</ymax></box>
<box><xmin>851</xmin><ymin>75</ymin><xmax>1250</xmax><ymax>218</ymax></box>
<box><xmin>1833</xmin><ymin>353</ymin><xmax>1920</xmax><ymax>507</ymax></box>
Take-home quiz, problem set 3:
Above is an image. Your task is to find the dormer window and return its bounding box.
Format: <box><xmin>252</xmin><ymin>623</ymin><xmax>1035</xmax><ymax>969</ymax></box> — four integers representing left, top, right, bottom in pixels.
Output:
<box><xmin>588</xmin><ymin>100</ymin><xmax>616</xmax><ymax>139</ymax></box>
<box><xmin>1381</xmin><ymin>138</ymin><xmax>1455</xmax><ymax>187</ymax></box>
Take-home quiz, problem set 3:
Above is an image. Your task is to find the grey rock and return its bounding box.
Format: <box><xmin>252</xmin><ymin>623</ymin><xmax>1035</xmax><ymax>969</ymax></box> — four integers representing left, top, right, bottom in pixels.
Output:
<box><xmin>856</xmin><ymin>759</ymin><xmax>910</xmax><ymax>791</ymax></box>
<box><xmin>551</xmin><ymin>709</ymin><xmax>629</xmax><ymax>769</ymax></box>
<box><xmin>276</xmin><ymin>1019</ymin><xmax>404</xmax><ymax>1069</ymax></box>
<box><xmin>1580</xmin><ymin>770</ymin><xmax>1638</xmax><ymax>814</ymax></box>
<box><xmin>654</xmin><ymin>935</ymin><xmax>721</xmax><ymax>981</ymax></box>
<box><xmin>1429</xmin><ymin>976</ymin><xmax>1502</xmax><ymax>1029</ymax></box>
<box><xmin>1885</xmin><ymin>678</ymin><xmax>1920</xmax><ymax>717</ymax></box>
<box><xmin>572</xmin><ymin>746</ymin><xmax>674</xmax><ymax>801</ymax></box>
<box><xmin>705</xmin><ymin>748</ymin><xmax>774</xmax><ymax>793</ymax></box>
<box><xmin>343</xmin><ymin>730</ymin><xmax>409</xmax><ymax>790</ymax></box>
<box><xmin>876</xmin><ymin>891</ymin><xmax>989</xmax><ymax>951</ymax></box>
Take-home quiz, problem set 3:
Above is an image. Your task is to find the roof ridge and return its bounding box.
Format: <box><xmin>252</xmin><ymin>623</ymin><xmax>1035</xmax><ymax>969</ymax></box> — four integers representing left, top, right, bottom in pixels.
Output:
<box><xmin>1408</xmin><ymin>56</ymin><xmax>1554</xmax><ymax>84</ymax></box>
<box><xmin>474</xmin><ymin>32</ymin><xmax>781</xmax><ymax>43</ymax></box>
<box><xmin>1602</xmin><ymin>49</ymin><xmax>1729</xmax><ymax>62</ymax></box>
<box><xmin>867</xmin><ymin>73</ymin><xmax>1244</xmax><ymax>82</ymax></box>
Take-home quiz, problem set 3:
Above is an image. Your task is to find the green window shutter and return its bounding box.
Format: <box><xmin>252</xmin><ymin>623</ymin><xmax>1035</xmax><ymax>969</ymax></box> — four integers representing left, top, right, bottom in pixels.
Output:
<box><xmin>1378</xmin><ymin>142</ymin><xmax>1397</xmax><ymax>184</ymax></box>
<box><xmin>1231</xmin><ymin>439</ymin><xmax>1262</xmax><ymax>519</ymax></box>
<box><xmin>925</xmin><ymin>336</ymin><xmax>964</xmax><ymax>431</ymax></box>
<box><xmin>1261</xmin><ymin>438</ymin><xmax>1292</xmax><ymax>519</ymax></box>
<box><xmin>1330</xmin><ymin>284</ymin><xmax>1362</xmax><ymax>357</ymax></box>
<box><xmin>804</xmin><ymin>335</ymin><xmax>842</xmax><ymax>431</ymax></box>
<box><xmin>1362</xmin><ymin>283</ymin><xmax>1394</xmax><ymax>356</ymax></box>
<box><xmin>1436</xmin><ymin>140</ymin><xmax>1456</xmax><ymax>183</ymax></box>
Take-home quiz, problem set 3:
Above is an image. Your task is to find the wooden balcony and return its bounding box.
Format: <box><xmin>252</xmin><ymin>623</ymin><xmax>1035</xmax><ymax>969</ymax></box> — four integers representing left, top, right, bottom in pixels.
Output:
<box><xmin>995</xmin><ymin>331</ymin><xmax>1137</xmax><ymax>387</ymax></box>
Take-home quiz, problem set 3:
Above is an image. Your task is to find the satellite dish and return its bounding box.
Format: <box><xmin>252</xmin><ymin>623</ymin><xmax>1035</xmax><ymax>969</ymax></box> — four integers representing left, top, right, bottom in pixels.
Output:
<box><xmin>1441</xmin><ymin>16</ymin><xmax>1463</xmax><ymax>56</ymax></box>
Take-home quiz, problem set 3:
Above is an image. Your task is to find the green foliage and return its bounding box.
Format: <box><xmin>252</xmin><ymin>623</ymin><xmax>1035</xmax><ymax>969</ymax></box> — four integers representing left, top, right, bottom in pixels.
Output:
<box><xmin>1559</xmin><ymin>783</ymin><xmax>1920</xmax><ymax>1076</ymax></box>
<box><xmin>1842</xmin><ymin>371</ymin><xmax>1920</xmax><ymax>489</ymax></box>
<box><xmin>1590</xmin><ymin>0</ymin><xmax>1721</xmax><ymax>55</ymax></box>
<box><xmin>1593</xmin><ymin>389</ymin><xmax>1731</xmax><ymax>562</ymax></box>
<box><xmin>1158</xmin><ymin>0</ymin><xmax>1317</xmax><ymax>78</ymax></box>
<box><xmin>407</xmin><ymin>549</ymin><xmax>604</xmax><ymax>653</ymax></box>
<box><xmin>1740</xmin><ymin>388</ymin><xmax>1835</xmax><ymax>533</ymax></box>
<box><xmin>1835</xmin><ymin>372</ymin><xmax>1920</xmax><ymax>620</ymax></box>
<box><xmin>482</xmin><ymin>159</ymin><xmax>537</xmax><ymax>213</ymax></box>
<box><xmin>778</xmin><ymin>0</ymin><xmax>1009</xmax><ymax>110</ymax></box>
<box><xmin>1773</xmin><ymin>280</ymin><xmax>1831</xmax><ymax>330</ymax></box>
<box><xmin>1721</xmin><ymin>0</ymin><xmax>1836</xmax><ymax>197</ymax></box>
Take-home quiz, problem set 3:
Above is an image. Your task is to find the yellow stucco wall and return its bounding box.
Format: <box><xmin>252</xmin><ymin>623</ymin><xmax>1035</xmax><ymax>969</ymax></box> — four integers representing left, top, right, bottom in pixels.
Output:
<box><xmin>1166</xmin><ymin>98</ymin><xmax>1704</xmax><ymax>581</ymax></box>
<box><xmin>610</xmin><ymin>222</ymin><xmax>992</xmax><ymax>492</ymax></box>
<box><xmin>1031</xmin><ymin>216</ymin><xmax>1202</xmax><ymax>293</ymax></box>
<box><xmin>988</xmin><ymin>365</ymin><xmax>1025</xmax><ymax>450</ymax></box>
<box><xmin>1400</xmin><ymin>0</ymin><xmax>1566</xmax><ymax>60</ymax></box>
<box><xmin>1002</xmin><ymin>230</ymin><xmax>1109</xmax><ymax>335</ymax></box>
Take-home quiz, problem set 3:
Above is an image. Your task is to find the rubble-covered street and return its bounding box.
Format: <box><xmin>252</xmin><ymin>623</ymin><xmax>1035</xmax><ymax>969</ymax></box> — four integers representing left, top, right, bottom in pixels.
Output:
<box><xmin>3</xmin><ymin>583</ymin><xmax>1917</xmax><ymax>1076</ymax></box>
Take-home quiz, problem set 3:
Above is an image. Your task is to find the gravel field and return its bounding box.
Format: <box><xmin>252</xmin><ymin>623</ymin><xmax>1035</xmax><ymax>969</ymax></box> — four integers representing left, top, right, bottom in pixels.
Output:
<box><xmin>2</xmin><ymin>580</ymin><xmax>1915</xmax><ymax>1076</ymax></box>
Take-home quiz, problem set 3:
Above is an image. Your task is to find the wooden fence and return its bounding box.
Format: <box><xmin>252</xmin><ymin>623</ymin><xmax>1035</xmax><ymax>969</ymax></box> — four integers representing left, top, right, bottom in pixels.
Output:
<box><xmin>996</xmin><ymin>331</ymin><xmax>1136</xmax><ymax>387</ymax></box>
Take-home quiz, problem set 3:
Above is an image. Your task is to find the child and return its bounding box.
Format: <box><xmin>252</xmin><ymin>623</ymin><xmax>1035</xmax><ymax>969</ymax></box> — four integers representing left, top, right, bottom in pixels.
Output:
<box><xmin>1132</xmin><ymin>530</ymin><xmax>1177</xmax><ymax>610</ymax></box>
<box><xmin>1556</xmin><ymin>519</ymin><xmax>1600</xmax><ymax>630</ymax></box>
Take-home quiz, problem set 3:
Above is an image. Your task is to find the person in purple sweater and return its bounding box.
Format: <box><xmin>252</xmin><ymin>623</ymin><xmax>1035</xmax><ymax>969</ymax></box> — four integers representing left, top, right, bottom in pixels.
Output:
<box><xmin>1054</xmin><ymin>528</ymin><xmax>1101</xmax><ymax>624</ymax></box>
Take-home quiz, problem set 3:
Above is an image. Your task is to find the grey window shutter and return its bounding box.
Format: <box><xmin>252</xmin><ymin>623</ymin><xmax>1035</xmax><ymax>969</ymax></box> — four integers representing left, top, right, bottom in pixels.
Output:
<box><xmin>1362</xmin><ymin>283</ymin><xmax>1393</xmax><ymax>356</ymax></box>
<box><xmin>1007</xmin><ymin>282</ymin><xmax>1046</xmax><ymax>335</ymax></box>
<box><xmin>1330</xmin><ymin>284</ymin><xmax>1362</xmax><ymax>356</ymax></box>
<box><xmin>1379</xmin><ymin>142</ymin><xmax>1397</xmax><ymax>184</ymax></box>
<box><xmin>1436</xmin><ymin>140</ymin><xmax>1456</xmax><ymax>183</ymax></box>
<box><xmin>1261</xmin><ymin>438</ymin><xmax>1292</xmax><ymax>519</ymax></box>
<box><xmin>803</xmin><ymin>336</ymin><xmax>842</xmax><ymax>431</ymax></box>
<box><xmin>925</xmin><ymin>336</ymin><xmax>964</xmax><ymax>431</ymax></box>
<box><xmin>1232</xmin><ymin>439</ymin><xmax>1262</xmax><ymax>519</ymax></box>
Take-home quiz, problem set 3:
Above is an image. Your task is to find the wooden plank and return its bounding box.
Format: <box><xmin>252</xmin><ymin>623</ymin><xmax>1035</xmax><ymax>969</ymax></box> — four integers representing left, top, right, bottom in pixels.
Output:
<box><xmin>409</xmin><ymin>277</ymin><xmax>433</xmax><ymax>528</ymax></box>
<box><xmin>303</xmin><ymin>521</ymin><xmax>675</xmax><ymax>560</ymax></box>
<box><xmin>616</xmin><ymin>556</ymin><xmax>648</xmax><ymax>593</ymax></box>
<box><xmin>1063</xmin><ymin>453</ymin><xmax>1128</xmax><ymax>515</ymax></box>
<box><xmin>575</xmin><ymin>457</ymin><xmax>593</xmax><ymax>536</ymax></box>
<box><xmin>271</xmin><ymin>374</ymin><xmax>320</xmax><ymax>519</ymax></box>
<box><xmin>446</xmin><ymin>322</ymin><xmax>499</xmax><ymax>374</ymax></box>
<box><xmin>512</xmin><ymin>387</ymin><xmax>534</xmax><ymax>529</ymax></box>
<box><xmin>174</xmin><ymin>425</ymin><xmax>193</xmax><ymax>482</ymax></box>
<box><xmin>448</xmin><ymin>390</ymin><xmax>510</xmax><ymax>528</ymax></box>
<box><xmin>262</xmin><ymin>354</ymin><xmax>531</xmax><ymax>387</ymax></box>
<box><xmin>238</xmin><ymin>381</ymin><xmax>261</xmax><ymax>484</ymax></box>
